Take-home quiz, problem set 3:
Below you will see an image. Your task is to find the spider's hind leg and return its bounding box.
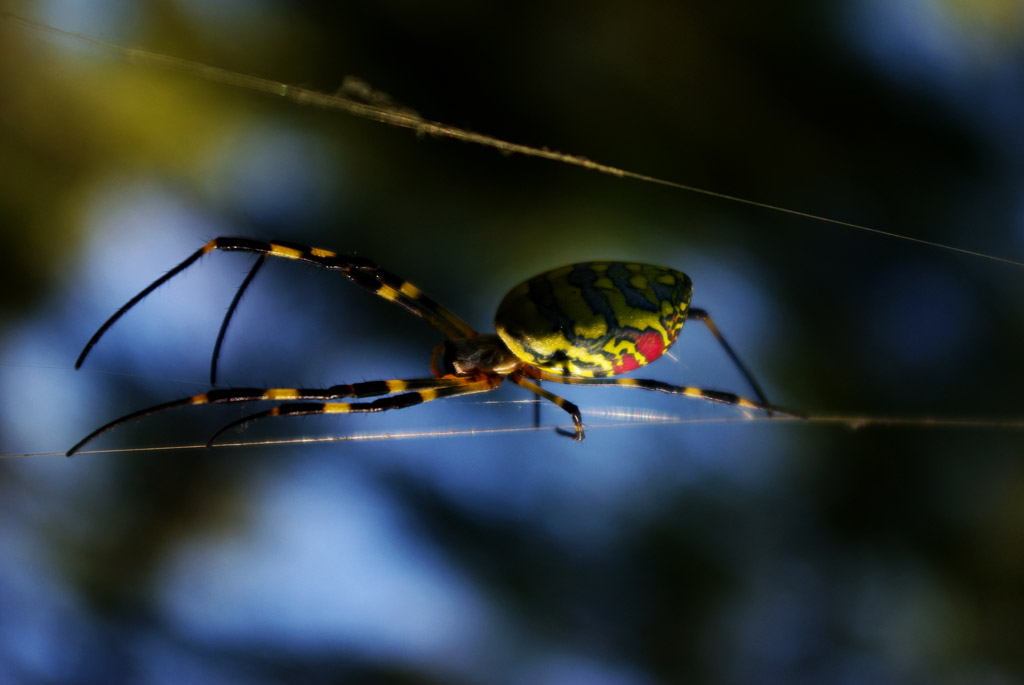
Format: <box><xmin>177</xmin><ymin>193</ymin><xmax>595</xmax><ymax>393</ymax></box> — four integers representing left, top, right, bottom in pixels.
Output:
<box><xmin>687</xmin><ymin>307</ymin><xmax>773</xmax><ymax>413</ymax></box>
<box><xmin>536</xmin><ymin>370</ymin><xmax>798</xmax><ymax>419</ymax></box>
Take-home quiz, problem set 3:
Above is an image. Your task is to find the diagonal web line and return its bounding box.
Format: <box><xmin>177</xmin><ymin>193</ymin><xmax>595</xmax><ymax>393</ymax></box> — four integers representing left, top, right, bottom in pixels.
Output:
<box><xmin>4</xmin><ymin>13</ymin><xmax>1023</xmax><ymax>269</ymax></box>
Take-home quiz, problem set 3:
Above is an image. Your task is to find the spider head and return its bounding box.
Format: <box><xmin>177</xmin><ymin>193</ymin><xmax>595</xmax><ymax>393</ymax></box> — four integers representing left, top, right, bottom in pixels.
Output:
<box><xmin>438</xmin><ymin>334</ymin><xmax>523</xmax><ymax>377</ymax></box>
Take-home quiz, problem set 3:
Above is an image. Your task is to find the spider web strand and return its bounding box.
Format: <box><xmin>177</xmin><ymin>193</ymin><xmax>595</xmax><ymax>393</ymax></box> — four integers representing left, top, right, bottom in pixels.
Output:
<box><xmin>5</xmin><ymin>13</ymin><xmax>1023</xmax><ymax>269</ymax></box>
<box><xmin>4</xmin><ymin>412</ymin><xmax>1023</xmax><ymax>459</ymax></box>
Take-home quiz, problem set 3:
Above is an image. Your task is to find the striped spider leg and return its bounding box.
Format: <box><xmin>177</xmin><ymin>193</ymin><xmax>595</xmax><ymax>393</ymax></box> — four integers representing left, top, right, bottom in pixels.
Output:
<box><xmin>70</xmin><ymin>242</ymin><xmax>788</xmax><ymax>455</ymax></box>
<box><xmin>69</xmin><ymin>238</ymin><xmax>576</xmax><ymax>454</ymax></box>
<box><xmin>67</xmin><ymin>376</ymin><xmax>499</xmax><ymax>456</ymax></box>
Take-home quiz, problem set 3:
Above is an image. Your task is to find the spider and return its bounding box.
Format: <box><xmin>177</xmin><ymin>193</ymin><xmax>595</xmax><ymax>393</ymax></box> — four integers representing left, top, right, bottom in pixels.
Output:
<box><xmin>68</xmin><ymin>237</ymin><xmax>783</xmax><ymax>455</ymax></box>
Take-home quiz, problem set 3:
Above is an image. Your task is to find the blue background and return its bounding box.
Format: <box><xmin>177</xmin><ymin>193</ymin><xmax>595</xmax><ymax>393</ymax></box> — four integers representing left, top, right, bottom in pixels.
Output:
<box><xmin>1</xmin><ymin>1</ymin><xmax>1023</xmax><ymax>683</ymax></box>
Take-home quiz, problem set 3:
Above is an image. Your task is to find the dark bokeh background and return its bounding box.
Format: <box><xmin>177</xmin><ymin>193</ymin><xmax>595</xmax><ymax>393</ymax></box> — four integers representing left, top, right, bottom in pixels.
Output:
<box><xmin>2</xmin><ymin>1</ymin><xmax>1023</xmax><ymax>683</ymax></box>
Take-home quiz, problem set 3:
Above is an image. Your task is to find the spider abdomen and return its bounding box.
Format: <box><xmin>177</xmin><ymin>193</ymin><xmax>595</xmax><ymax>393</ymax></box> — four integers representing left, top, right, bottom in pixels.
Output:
<box><xmin>494</xmin><ymin>262</ymin><xmax>693</xmax><ymax>378</ymax></box>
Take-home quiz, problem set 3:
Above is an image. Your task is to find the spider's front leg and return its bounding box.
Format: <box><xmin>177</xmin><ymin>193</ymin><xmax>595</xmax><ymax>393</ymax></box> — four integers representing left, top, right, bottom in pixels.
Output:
<box><xmin>75</xmin><ymin>237</ymin><xmax>479</xmax><ymax>377</ymax></box>
<box><xmin>66</xmin><ymin>377</ymin><xmax>481</xmax><ymax>456</ymax></box>
<box><xmin>206</xmin><ymin>375</ymin><xmax>502</xmax><ymax>447</ymax></box>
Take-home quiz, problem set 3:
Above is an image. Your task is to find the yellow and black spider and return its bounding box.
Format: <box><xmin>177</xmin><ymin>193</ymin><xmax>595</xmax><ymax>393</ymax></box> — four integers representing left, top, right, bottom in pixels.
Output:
<box><xmin>68</xmin><ymin>237</ymin><xmax>783</xmax><ymax>455</ymax></box>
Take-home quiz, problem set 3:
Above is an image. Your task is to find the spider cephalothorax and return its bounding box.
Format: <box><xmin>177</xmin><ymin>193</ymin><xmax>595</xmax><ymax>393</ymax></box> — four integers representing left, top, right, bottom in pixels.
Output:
<box><xmin>434</xmin><ymin>335</ymin><xmax>524</xmax><ymax>377</ymax></box>
<box><xmin>69</xmin><ymin>237</ymin><xmax>780</xmax><ymax>455</ymax></box>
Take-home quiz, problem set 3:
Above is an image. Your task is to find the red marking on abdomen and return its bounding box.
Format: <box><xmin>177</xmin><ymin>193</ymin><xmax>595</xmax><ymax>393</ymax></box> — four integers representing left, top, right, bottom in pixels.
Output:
<box><xmin>636</xmin><ymin>330</ymin><xmax>665</xmax><ymax>363</ymax></box>
<box><xmin>613</xmin><ymin>353</ymin><xmax>640</xmax><ymax>374</ymax></box>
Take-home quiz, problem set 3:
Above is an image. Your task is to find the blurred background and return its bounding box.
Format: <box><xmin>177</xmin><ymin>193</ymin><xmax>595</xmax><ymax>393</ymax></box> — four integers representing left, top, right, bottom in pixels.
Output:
<box><xmin>2</xmin><ymin>1</ymin><xmax>1023</xmax><ymax>682</ymax></box>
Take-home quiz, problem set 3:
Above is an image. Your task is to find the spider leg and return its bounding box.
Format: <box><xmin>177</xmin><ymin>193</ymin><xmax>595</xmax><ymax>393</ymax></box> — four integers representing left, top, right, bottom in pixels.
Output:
<box><xmin>526</xmin><ymin>378</ymin><xmax>577</xmax><ymax>439</ymax></box>
<box><xmin>535</xmin><ymin>369</ymin><xmax>798</xmax><ymax>417</ymax></box>
<box><xmin>75</xmin><ymin>241</ymin><xmax>210</xmax><ymax>369</ymax></box>
<box><xmin>533</xmin><ymin>378</ymin><xmax>542</xmax><ymax>429</ymax></box>
<box><xmin>207</xmin><ymin>375</ymin><xmax>501</xmax><ymax>447</ymax></box>
<box><xmin>687</xmin><ymin>307</ymin><xmax>773</xmax><ymax>413</ymax></box>
<box><xmin>510</xmin><ymin>375</ymin><xmax>584</xmax><ymax>441</ymax></box>
<box><xmin>216</xmin><ymin>238</ymin><xmax>477</xmax><ymax>338</ymax></box>
<box><xmin>210</xmin><ymin>254</ymin><xmax>267</xmax><ymax>385</ymax></box>
<box><xmin>75</xmin><ymin>237</ymin><xmax>477</xmax><ymax>371</ymax></box>
<box><xmin>66</xmin><ymin>377</ymin><xmax>472</xmax><ymax>456</ymax></box>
